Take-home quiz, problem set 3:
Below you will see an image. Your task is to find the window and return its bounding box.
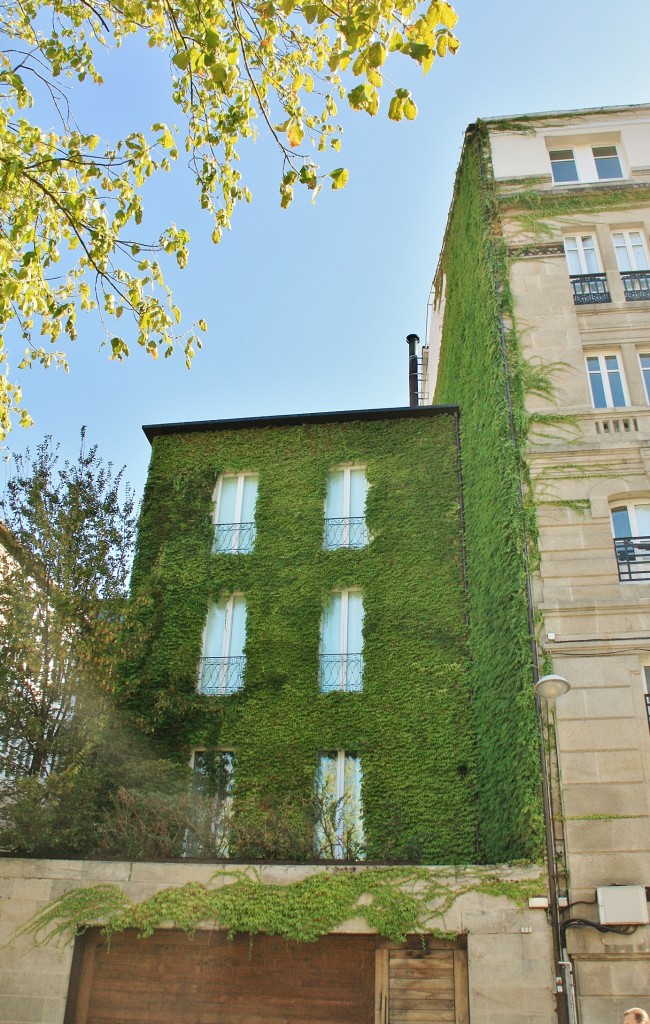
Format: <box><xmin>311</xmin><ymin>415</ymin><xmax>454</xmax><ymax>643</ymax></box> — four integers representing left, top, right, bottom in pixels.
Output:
<box><xmin>614</xmin><ymin>231</ymin><xmax>650</xmax><ymax>302</ymax></box>
<box><xmin>324</xmin><ymin>466</ymin><xmax>368</xmax><ymax>549</ymax></box>
<box><xmin>564</xmin><ymin>235</ymin><xmax>610</xmax><ymax>304</ymax></box>
<box><xmin>198</xmin><ymin>594</ymin><xmax>246</xmax><ymax>694</ymax></box>
<box><xmin>213</xmin><ymin>474</ymin><xmax>258</xmax><ymax>553</ymax></box>
<box><xmin>564</xmin><ymin>235</ymin><xmax>601</xmax><ymax>276</ymax></box>
<box><xmin>640</xmin><ymin>355</ymin><xmax>650</xmax><ymax>402</ymax></box>
<box><xmin>643</xmin><ymin>668</ymin><xmax>650</xmax><ymax>730</ymax></box>
<box><xmin>613</xmin><ymin>231</ymin><xmax>650</xmax><ymax>272</ymax></box>
<box><xmin>320</xmin><ymin>589</ymin><xmax>364</xmax><ymax>692</ymax></box>
<box><xmin>586</xmin><ymin>353</ymin><xmax>627</xmax><ymax>409</ymax></box>
<box><xmin>315</xmin><ymin>751</ymin><xmax>363</xmax><ymax>860</ymax></box>
<box><xmin>593</xmin><ymin>145</ymin><xmax>623</xmax><ymax>180</ymax></box>
<box><xmin>611</xmin><ymin>503</ymin><xmax>650</xmax><ymax>582</ymax></box>
<box><xmin>550</xmin><ymin>149</ymin><xmax>579</xmax><ymax>184</ymax></box>
<box><xmin>191</xmin><ymin>750</ymin><xmax>234</xmax><ymax>856</ymax></box>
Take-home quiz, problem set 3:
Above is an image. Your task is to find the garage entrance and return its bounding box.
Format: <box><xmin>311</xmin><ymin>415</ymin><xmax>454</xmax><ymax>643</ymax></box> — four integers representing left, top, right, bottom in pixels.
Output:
<box><xmin>64</xmin><ymin>929</ymin><xmax>468</xmax><ymax>1024</ymax></box>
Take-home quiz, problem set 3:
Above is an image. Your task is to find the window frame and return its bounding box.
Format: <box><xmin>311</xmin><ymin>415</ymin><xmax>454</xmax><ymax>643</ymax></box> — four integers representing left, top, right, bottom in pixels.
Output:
<box><xmin>190</xmin><ymin>748</ymin><xmax>235</xmax><ymax>855</ymax></box>
<box><xmin>592</xmin><ymin>145</ymin><xmax>623</xmax><ymax>181</ymax></box>
<box><xmin>549</xmin><ymin>148</ymin><xmax>579</xmax><ymax>184</ymax></box>
<box><xmin>198</xmin><ymin>593</ymin><xmax>247</xmax><ymax>695</ymax></box>
<box><xmin>319</xmin><ymin>588</ymin><xmax>364</xmax><ymax>692</ymax></box>
<box><xmin>212</xmin><ymin>472</ymin><xmax>258</xmax><ymax>554</ymax></box>
<box><xmin>638</xmin><ymin>353</ymin><xmax>650</xmax><ymax>403</ymax></box>
<box><xmin>315</xmin><ymin>750</ymin><xmax>363</xmax><ymax>860</ymax></box>
<box><xmin>613</xmin><ymin>230</ymin><xmax>650</xmax><ymax>272</ymax></box>
<box><xmin>564</xmin><ymin>234</ymin><xmax>602</xmax><ymax>276</ymax></box>
<box><xmin>643</xmin><ymin>668</ymin><xmax>650</xmax><ymax>731</ymax></box>
<box><xmin>585</xmin><ymin>352</ymin><xmax>629</xmax><ymax>409</ymax></box>
<box><xmin>323</xmin><ymin>464</ymin><xmax>369</xmax><ymax>550</ymax></box>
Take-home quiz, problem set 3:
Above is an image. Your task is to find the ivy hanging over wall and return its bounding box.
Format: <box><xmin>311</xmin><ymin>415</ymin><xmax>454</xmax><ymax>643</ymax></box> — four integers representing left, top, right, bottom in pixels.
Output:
<box><xmin>121</xmin><ymin>411</ymin><xmax>476</xmax><ymax>864</ymax></box>
<box><xmin>18</xmin><ymin>866</ymin><xmax>546</xmax><ymax>947</ymax></box>
<box><xmin>500</xmin><ymin>183</ymin><xmax>650</xmax><ymax>238</ymax></box>
<box><xmin>433</xmin><ymin>123</ymin><xmax>545</xmax><ymax>863</ymax></box>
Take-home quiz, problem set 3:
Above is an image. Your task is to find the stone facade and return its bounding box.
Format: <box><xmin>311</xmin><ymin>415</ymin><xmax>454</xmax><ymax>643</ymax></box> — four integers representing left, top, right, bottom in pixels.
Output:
<box><xmin>429</xmin><ymin>103</ymin><xmax>650</xmax><ymax>1023</ymax></box>
<box><xmin>0</xmin><ymin>858</ymin><xmax>555</xmax><ymax>1024</ymax></box>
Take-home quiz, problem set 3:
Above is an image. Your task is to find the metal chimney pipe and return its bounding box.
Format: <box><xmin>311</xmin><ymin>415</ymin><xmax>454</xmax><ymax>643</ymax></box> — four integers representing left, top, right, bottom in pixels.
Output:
<box><xmin>406</xmin><ymin>334</ymin><xmax>420</xmax><ymax>408</ymax></box>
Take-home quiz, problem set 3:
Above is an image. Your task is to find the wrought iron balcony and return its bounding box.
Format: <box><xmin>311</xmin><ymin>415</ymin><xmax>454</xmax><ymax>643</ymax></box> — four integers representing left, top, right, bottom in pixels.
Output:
<box><xmin>645</xmin><ymin>693</ymin><xmax>650</xmax><ymax>730</ymax></box>
<box><xmin>621</xmin><ymin>270</ymin><xmax>650</xmax><ymax>301</ymax></box>
<box><xmin>213</xmin><ymin>521</ymin><xmax>256</xmax><ymax>554</ymax></box>
<box><xmin>570</xmin><ymin>273</ymin><xmax>611</xmax><ymax>305</ymax></box>
<box><xmin>319</xmin><ymin>653</ymin><xmax>363</xmax><ymax>692</ymax></box>
<box><xmin>198</xmin><ymin>656</ymin><xmax>246</xmax><ymax>694</ymax></box>
<box><xmin>614</xmin><ymin>536</ymin><xmax>650</xmax><ymax>582</ymax></box>
<box><xmin>324</xmin><ymin>517</ymin><xmax>368</xmax><ymax>550</ymax></box>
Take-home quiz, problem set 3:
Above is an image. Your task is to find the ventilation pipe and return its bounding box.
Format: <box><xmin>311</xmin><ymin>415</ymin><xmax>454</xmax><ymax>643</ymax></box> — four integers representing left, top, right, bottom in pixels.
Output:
<box><xmin>407</xmin><ymin>333</ymin><xmax>420</xmax><ymax>407</ymax></box>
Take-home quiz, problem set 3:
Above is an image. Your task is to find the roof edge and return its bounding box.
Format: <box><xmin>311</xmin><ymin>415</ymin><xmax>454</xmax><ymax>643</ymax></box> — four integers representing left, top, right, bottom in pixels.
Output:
<box><xmin>143</xmin><ymin>405</ymin><xmax>459</xmax><ymax>443</ymax></box>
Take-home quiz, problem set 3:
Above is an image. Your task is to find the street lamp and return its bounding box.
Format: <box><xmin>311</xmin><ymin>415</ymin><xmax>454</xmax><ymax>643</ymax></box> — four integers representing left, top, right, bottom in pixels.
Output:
<box><xmin>535</xmin><ymin>674</ymin><xmax>571</xmax><ymax>701</ymax></box>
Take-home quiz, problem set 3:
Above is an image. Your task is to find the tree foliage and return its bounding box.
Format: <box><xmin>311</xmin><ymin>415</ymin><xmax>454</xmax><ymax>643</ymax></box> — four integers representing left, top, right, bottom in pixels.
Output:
<box><xmin>0</xmin><ymin>430</ymin><xmax>136</xmax><ymax>780</ymax></box>
<box><xmin>0</xmin><ymin>0</ymin><xmax>458</xmax><ymax>435</ymax></box>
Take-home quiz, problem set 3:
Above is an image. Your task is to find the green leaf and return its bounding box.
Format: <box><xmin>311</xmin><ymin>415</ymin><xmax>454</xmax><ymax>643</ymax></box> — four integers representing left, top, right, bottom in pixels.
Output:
<box><xmin>329</xmin><ymin>167</ymin><xmax>348</xmax><ymax>190</ymax></box>
<box><xmin>171</xmin><ymin>50</ymin><xmax>192</xmax><ymax>71</ymax></box>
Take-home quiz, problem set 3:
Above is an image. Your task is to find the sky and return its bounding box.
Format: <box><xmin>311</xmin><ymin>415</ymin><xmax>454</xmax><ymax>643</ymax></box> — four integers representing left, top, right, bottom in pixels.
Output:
<box><xmin>3</xmin><ymin>0</ymin><xmax>650</xmax><ymax>502</ymax></box>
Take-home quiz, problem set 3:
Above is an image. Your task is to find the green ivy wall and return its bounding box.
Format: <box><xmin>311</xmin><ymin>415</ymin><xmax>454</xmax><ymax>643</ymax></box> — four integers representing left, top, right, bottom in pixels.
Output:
<box><xmin>124</xmin><ymin>409</ymin><xmax>476</xmax><ymax>863</ymax></box>
<box><xmin>434</xmin><ymin>125</ymin><xmax>545</xmax><ymax>862</ymax></box>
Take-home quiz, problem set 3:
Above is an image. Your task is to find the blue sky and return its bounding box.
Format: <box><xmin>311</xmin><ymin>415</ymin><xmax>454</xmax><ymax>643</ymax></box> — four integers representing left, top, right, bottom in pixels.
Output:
<box><xmin>3</xmin><ymin>0</ymin><xmax>650</xmax><ymax>501</ymax></box>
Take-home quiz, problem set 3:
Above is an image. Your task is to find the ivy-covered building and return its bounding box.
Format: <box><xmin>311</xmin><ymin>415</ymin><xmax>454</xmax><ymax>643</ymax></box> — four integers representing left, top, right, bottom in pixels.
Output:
<box><xmin>126</xmin><ymin>405</ymin><xmax>477</xmax><ymax>864</ymax></box>
<box><xmin>426</xmin><ymin>103</ymin><xmax>650</xmax><ymax>1024</ymax></box>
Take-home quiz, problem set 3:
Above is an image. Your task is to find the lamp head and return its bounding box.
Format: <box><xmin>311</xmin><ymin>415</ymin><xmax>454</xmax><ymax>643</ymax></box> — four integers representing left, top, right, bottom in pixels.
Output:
<box><xmin>535</xmin><ymin>674</ymin><xmax>571</xmax><ymax>701</ymax></box>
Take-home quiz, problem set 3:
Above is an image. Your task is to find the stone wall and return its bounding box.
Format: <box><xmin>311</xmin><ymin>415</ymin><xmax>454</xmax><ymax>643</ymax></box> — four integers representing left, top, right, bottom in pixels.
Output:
<box><xmin>0</xmin><ymin>858</ymin><xmax>556</xmax><ymax>1024</ymax></box>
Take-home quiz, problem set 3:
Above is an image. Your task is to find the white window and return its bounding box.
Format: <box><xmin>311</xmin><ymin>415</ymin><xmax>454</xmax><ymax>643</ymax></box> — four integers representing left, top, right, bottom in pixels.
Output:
<box><xmin>611</xmin><ymin>504</ymin><xmax>650</xmax><ymax>582</ymax></box>
<box><xmin>613</xmin><ymin>231</ymin><xmax>650</xmax><ymax>272</ymax></box>
<box><xmin>213</xmin><ymin>474</ymin><xmax>258</xmax><ymax>553</ymax></box>
<box><xmin>198</xmin><ymin>594</ymin><xmax>247</xmax><ymax>694</ymax></box>
<box><xmin>191</xmin><ymin>749</ymin><xmax>234</xmax><ymax>855</ymax></box>
<box><xmin>639</xmin><ymin>354</ymin><xmax>650</xmax><ymax>402</ymax></box>
<box><xmin>593</xmin><ymin>145</ymin><xmax>623</xmax><ymax>180</ymax></box>
<box><xmin>320</xmin><ymin>589</ymin><xmax>364</xmax><ymax>692</ymax></box>
<box><xmin>611</xmin><ymin>503</ymin><xmax>650</xmax><ymax>539</ymax></box>
<box><xmin>564</xmin><ymin>235</ymin><xmax>601</xmax><ymax>276</ymax></box>
<box><xmin>550</xmin><ymin>149</ymin><xmax>579</xmax><ymax>184</ymax></box>
<box><xmin>585</xmin><ymin>353</ymin><xmax>628</xmax><ymax>409</ymax></box>
<box><xmin>315</xmin><ymin>751</ymin><xmax>364</xmax><ymax>860</ymax></box>
<box><xmin>324</xmin><ymin>466</ymin><xmax>368</xmax><ymax>549</ymax></box>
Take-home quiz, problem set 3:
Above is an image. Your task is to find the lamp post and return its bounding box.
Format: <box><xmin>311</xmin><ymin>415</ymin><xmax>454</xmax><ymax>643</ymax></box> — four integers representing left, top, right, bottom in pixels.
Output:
<box><xmin>534</xmin><ymin>671</ymin><xmax>576</xmax><ymax>1024</ymax></box>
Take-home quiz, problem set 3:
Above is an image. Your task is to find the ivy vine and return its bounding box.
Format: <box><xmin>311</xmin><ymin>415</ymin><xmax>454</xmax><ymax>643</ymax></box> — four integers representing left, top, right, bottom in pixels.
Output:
<box><xmin>433</xmin><ymin>123</ymin><xmax>544</xmax><ymax>862</ymax></box>
<box><xmin>121</xmin><ymin>412</ymin><xmax>475</xmax><ymax>864</ymax></box>
<box><xmin>18</xmin><ymin>866</ymin><xmax>546</xmax><ymax>947</ymax></box>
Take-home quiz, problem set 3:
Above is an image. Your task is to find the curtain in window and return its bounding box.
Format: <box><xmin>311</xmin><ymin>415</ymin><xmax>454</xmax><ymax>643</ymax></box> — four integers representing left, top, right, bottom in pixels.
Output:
<box><xmin>315</xmin><ymin>752</ymin><xmax>364</xmax><ymax>859</ymax></box>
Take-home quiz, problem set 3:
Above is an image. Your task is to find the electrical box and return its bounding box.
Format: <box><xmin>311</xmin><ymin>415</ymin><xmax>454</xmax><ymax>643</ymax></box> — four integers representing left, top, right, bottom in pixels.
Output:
<box><xmin>597</xmin><ymin>886</ymin><xmax>649</xmax><ymax>925</ymax></box>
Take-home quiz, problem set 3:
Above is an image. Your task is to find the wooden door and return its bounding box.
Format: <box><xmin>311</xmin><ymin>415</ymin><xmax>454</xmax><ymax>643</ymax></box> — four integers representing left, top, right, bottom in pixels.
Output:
<box><xmin>64</xmin><ymin>929</ymin><xmax>378</xmax><ymax>1024</ymax></box>
<box><xmin>375</xmin><ymin>939</ymin><xmax>469</xmax><ymax>1024</ymax></box>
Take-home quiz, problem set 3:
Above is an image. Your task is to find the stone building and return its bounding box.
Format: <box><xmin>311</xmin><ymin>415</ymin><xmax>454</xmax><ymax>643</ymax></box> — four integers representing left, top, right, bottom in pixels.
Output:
<box><xmin>0</xmin><ymin>407</ymin><xmax>557</xmax><ymax>1024</ymax></box>
<box><xmin>426</xmin><ymin>102</ymin><xmax>650</xmax><ymax>1024</ymax></box>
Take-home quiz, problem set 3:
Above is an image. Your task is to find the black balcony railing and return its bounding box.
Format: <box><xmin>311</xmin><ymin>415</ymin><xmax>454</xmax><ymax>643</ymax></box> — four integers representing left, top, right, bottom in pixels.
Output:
<box><xmin>214</xmin><ymin>521</ymin><xmax>256</xmax><ymax>553</ymax></box>
<box><xmin>614</xmin><ymin>536</ymin><xmax>650</xmax><ymax>582</ymax></box>
<box><xmin>621</xmin><ymin>271</ymin><xmax>650</xmax><ymax>302</ymax></box>
<box><xmin>319</xmin><ymin>653</ymin><xmax>363</xmax><ymax>692</ymax></box>
<box><xmin>198</xmin><ymin>656</ymin><xmax>246</xmax><ymax>694</ymax></box>
<box><xmin>570</xmin><ymin>273</ymin><xmax>611</xmax><ymax>304</ymax></box>
<box><xmin>324</xmin><ymin>517</ymin><xmax>368</xmax><ymax>550</ymax></box>
<box><xmin>645</xmin><ymin>693</ymin><xmax>650</xmax><ymax>730</ymax></box>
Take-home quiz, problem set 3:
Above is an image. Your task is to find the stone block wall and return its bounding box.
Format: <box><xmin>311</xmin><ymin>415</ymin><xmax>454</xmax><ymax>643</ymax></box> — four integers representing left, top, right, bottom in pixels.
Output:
<box><xmin>0</xmin><ymin>858</ymin><xmax>556</xmax><ymax>1024</ymax></box>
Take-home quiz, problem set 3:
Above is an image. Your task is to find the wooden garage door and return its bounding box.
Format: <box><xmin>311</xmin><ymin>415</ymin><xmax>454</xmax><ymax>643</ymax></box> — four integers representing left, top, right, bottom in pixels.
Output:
<box><xmin>64</xmin><ymin>929</ymin><xmax>379</xmax><ymax>1024</ymax></box>
<box><xmin>64</xmin><ymin>930</ymin><xmax>469</xmax><ymax>1024</ymax></box>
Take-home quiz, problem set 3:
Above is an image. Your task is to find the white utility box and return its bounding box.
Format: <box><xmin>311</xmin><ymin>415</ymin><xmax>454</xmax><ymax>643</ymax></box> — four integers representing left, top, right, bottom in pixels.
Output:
<box><xmin>597</xmin><ymin>885</ymin><xmax>649</xmax><ymax>925</ymax></box>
